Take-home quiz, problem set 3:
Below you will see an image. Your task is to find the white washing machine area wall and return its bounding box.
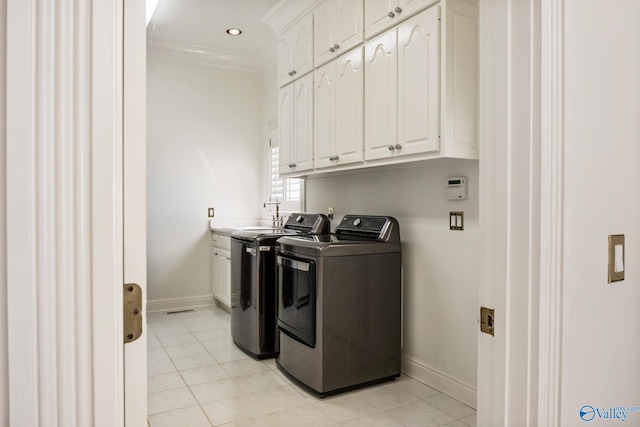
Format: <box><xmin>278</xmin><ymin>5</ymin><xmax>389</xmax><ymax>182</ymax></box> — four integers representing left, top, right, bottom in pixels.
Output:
<box><xmin>275</xmin><ymin>215</ymin><xmax>402</xmax><ymax>397</ymax></box>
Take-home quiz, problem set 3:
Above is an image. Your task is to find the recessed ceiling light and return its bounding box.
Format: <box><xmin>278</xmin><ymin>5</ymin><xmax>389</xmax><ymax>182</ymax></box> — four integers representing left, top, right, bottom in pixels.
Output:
<box><xmin>226</xmin><ymin>28</ymin><xmax>242</xmax><ymax>36</ymax></box>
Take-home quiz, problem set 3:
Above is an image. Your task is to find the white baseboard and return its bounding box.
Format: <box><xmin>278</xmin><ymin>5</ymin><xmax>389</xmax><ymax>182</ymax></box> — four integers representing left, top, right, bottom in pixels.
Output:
<box><xmin>146</xmin><ymin>295</ymin><xmax>215</xmax><ymax>313</ymax></box>
<box><xmin>402</xmin><ymin>354</ymin><xmax>477</xmax><ymax>409</ymax></box>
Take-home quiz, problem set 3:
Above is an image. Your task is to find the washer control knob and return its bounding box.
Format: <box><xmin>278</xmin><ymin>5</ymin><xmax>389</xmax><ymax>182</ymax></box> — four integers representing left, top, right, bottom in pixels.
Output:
<box><xmin>296</xmin><ymin>215</ymin><xmax>304</xmax><ymax>223</ymax></box>
<box><xmin>353</xmin><ymin>218</ymin><xmax>362</xmax><ymax>227</ymax></box>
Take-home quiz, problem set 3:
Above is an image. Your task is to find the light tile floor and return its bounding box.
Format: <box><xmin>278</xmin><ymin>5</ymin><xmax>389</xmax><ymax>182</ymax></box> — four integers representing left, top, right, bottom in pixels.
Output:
<box><xmin>147</xmin><ymin>305</ymin><xmax>476</xmax><ymax>427</ymax></box>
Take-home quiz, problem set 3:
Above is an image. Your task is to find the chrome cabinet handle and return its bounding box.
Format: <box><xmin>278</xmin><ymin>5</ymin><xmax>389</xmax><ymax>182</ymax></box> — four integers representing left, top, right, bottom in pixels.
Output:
<box><xmin>388</xmin><ymin>145</ymin><xmax>395</xmax><ymax>151</ymax></box>
<box><xmin>388</xmin><ymin>11</ymin><xmax>395</xmax><ymax>18</ymax></box>
<box><xmin>291</xmin><ymin>69</ymin><xmax>297</xmax><ymax>75</ymax></box>
<box><xmin>329</xmin><ymin>46</ymin><xmax>335</xmax><ymax>53</ymax></box>
<box><xmin>289</xmin><ymin>163</ymin><xmax>296</xmax><ymax>168</ymax></box>
<box><xmin>329</xmin><ymin>155</ymin><xmax>339</xmax><ymax>161</ymax></box>
<box><xmin>333</xmin><ymin>155</ymin><xmax>339</xmax><ymax>161</ymax></box>
<box><xmin>288</xmin><ymin>71</ymin><xmax>293</xmax><ymax>76</ymax></box>
<box><xmin>333</xmin><ymin>44</ymin><xmax>339</xmax><ymax>50</ymax></box>
<box><xmin>394</xmin><ymin>144</ymin><xmax>402</xmax><ymax>149</ymax></box>
<box><xmin>395</xmin><ymin>7</ymin><xmax>402</xmax><ymax>13</ymax></box>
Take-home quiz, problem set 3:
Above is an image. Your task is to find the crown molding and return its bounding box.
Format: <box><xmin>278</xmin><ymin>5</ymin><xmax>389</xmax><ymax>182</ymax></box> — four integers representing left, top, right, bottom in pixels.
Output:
<box><xmin>147</xmin><ymin>36</ymin><xmax>277</xmax><ymax>72</ymax></box>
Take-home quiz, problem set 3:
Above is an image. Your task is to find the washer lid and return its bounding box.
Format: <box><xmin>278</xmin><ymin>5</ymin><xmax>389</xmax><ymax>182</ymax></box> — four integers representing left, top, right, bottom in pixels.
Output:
<box><xmin>230</xmin><ymin>212</ymin><xmax>330</xmax><ymax>243</ymax></box>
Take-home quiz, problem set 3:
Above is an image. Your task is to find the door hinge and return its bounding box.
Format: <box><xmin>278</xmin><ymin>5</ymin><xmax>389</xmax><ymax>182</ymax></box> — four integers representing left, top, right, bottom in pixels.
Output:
<box><xmin>124</xmin><ymin>283</ymin><xmax>143</xmax><ymax>343</ymax></box>
<box><xmin>480</xmin><ymin>306</ymin><xmax>494</xmax><ymax>336</ymax></box>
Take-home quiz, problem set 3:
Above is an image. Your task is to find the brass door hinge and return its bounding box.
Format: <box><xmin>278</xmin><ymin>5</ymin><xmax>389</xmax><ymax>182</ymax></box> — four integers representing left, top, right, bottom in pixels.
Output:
<box><xmin>480</xmin><ymin>307</ymin><xmax>494</xmax><ymax>336</ymax></box>
<box><xmin>124</xmin><ymin>283</ymin><xmax>143</xmax><ymax>343</ymax></box>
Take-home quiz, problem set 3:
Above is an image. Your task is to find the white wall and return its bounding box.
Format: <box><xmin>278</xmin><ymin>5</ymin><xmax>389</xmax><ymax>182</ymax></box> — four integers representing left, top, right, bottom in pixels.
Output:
<box><xmin>562</xmin><ymin>1</ymin><xmax>640</xmax><ymax>424</ymax></box>
<box><xmin>306</xmin><ymin>160</ymin><xmax>479</xmax><ymax>404</ymax></box>
<box><xmin>146</xmin><ymin>56</ymin><xmax>264</xmax><ymax>305</ymax></box>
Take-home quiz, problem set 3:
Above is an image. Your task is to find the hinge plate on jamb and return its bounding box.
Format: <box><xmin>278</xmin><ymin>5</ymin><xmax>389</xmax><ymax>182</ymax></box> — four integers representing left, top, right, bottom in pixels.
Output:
<box><xmin>480</xmin><ymin>307</ymin><xmax>494</xmax><ymax>336</ymax></box>
<box><xmin>124</xmin><ymin>283</ymin><xmax>143</xmax><ymax>343</ymax></box>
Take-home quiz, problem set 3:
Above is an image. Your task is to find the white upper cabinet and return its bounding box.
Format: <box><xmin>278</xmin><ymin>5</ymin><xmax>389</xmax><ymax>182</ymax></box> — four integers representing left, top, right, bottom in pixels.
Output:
<box><xmin>365</xmin><ymin>4</ymin><xmax>443</xmax><ymax>160</ymax></box>
<box><xmin>279</xmin><ymin>0</ymin><xmax>477</xmax><ymax>176</ymax></box>
<box><xmin>314</xmin><ymin>0</ymin><xmax>364</xmax><ymax>68</ymax></box>
<box><xmin>365</xmin><ymin>0</ymin><xmax>477</xmax><ymax>163</ymax></box>
<box><xmin>364</xmin><ymin>30</ymin><xmax>398</xmax><ymax>160</ymax></box>
<box><xmin>278</xmin><ymin>84</ymin><xmax>294</xmax><ymax>171</ymax></box>
<box><xmin>315</xmin><ymin>47</ymin><xmax>364</xmax><ymax>169</ymax></box>
<box><xmin>278</xmin><ymin>13</ymin><xmax>314</xmax><ymax>87</ymax></box>
<box><xmin>365</xmin><ymin>0</ymin><xmax>437</xmax><ymax>39</ymax></box>
<box><xmin>279</xmin><ymin>73</ymin><xmax>314</xmax><ymax>175</ymax></box>
<box><xmin>397</xmin><ymin>4</ymin><xmax>441</xmax><ymax>156</ymax></box>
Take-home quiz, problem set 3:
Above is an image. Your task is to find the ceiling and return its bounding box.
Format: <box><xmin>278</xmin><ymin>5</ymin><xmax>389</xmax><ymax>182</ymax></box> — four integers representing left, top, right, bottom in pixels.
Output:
<box><xmin>147</xmin><ymin>0</ymin><xmax>282</xmax><ymax>56</ymax></box>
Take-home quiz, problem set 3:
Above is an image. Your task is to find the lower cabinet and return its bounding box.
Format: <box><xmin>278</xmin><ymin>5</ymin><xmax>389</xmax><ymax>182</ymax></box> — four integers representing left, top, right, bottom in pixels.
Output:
<box><xmin>211</xmin><ymin>233</ymin><xmax>231</xmax><ymax>310</ymax></box>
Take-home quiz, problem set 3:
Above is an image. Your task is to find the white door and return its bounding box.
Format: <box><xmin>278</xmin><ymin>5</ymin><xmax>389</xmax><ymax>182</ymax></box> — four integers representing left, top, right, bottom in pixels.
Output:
<box><xmin>335</xmin><ymin>47</ymin><xmax>364</xmax><ymax>166</ymax></box>
<box><xmin>293</xmin><ymin>73</ymin><xmax>315</xmax><ymax>172</ymax></box>
<box><xmin>313</xmin><ymin>0</ymin><xmax>336</xmax><ymax>67</ymax></box>
<box><xmin>397</xmin><ymin>5</ymin><xmax>440</xmax><ymax>156</ymax></box>
<box><xmin>278</xmin><ymin>84</ymin><xmax>295</xmax><ymax>174</ymax></box>
<box><xmin>314</xmin><ymin>61</ymin><xmax>337</xmax><ymax>169</ymax></box>
<box><xmin>364</xmin><ymin>0</ymin><xmax>398</xmax><ymax>39</ymax></box>
<box><xmin>4</xmin><ymin>0</ymin><xmax>146</xmax><ymax>426</ymax></box>
<box><xmin>291</xmin><ymin>14</ymin><xmax>314</xmax><ymax>80</ymax></box>
<box><xmin>277</xmin><ymin>33</ymin><xmax>293</xmax><ymax>87</ymax></box>
<box><xmin>399</xmin><ymin>0</ymin><xmax>436</xmax><ymax>20</ymax></box>
<box><xmin>364</xmin><ymin>29</ymin><xmax>398</xmax><ymax>161</ymax></box>
<box><xmin>335</xmin><ymin>0</ymin><xmax>364</xmax><ymax>56</ymax></box>
<box><xmin>124</xmin><ymin>1</ymin><xmax>148</xmax><ymax>425</ymax></box>
<box><xmin>218</xmin><ymin>251</ymin><xmax>232</xmax><ymax>308</ymax></box>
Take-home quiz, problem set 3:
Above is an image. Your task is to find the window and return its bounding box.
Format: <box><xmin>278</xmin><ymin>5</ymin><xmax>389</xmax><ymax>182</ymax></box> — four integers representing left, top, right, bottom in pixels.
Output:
<box><xmin>268</xmin><ymin>133</ymin><xmax>303</xmax><ymax>213</ymax></box>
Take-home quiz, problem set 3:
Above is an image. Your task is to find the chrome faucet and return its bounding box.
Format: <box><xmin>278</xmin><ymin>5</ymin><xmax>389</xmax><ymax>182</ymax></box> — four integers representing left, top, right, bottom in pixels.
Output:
<box><xmin>263</xmin><ymin>200</ymin><xmax>283</xmax><ymax>228</ymax></box>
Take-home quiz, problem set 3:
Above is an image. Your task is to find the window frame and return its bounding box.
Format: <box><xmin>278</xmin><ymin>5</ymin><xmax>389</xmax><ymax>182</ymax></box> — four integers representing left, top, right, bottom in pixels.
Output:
<box><xmin>267</xmin><ymin>129</ymin><xmax>304</xmax><ymax>215</ymax></box>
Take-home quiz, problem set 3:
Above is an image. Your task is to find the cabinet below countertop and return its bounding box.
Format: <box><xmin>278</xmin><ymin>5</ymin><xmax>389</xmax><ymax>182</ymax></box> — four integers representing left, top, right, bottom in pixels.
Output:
<box><xmin>211</xmin><ymin>231</ymin><xmax>231</xmax><ymax>311</ymax></box>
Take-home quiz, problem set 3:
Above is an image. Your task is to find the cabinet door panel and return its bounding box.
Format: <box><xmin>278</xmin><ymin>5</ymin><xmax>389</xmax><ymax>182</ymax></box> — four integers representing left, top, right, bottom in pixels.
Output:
<box><xmin>212</xmin><ymin>249</ymin><xmax>220</xmax><ymax>299</ymax></box>
<box><xmin>278</xmin><ymin>85</ymin><xmax>294</xmax><ymax>174</ymax></box>
<box><xmin>397</xmin><ymin>6</ymin><xmax>440</xmax><ymax>156</ymax></box>
<box><xmin>398</xmin><ymin>0</ymin><xmax>438</xmax><ymax>21</ymax></box>
<box><xmin>292</xmin><ymin>14</ymin><xmax>314</xmax><ymax>78</ymax></box>
<box><xmin>277</xmin><ymin>35</ymin><xmax>293</xmax><ymax>87</ymax></box>
<box><xmin>314</xmin><ymin>63</ymin><xmax>337</xmax><ymax>169</ymax></box>
<box><xmin>336</xmin><ymin>47</ymin><xmax>364</xmax><ymax>166</ymax></box>
<box><xmin>218</xmin><ymin>249</ymin><xmax>232</xmax><ymax>307</ymax></box>
<box><xmin>365</xmin><ymin>0</ymin><xmax>397</xmax><ymax>39</ymax></box>
<box><xmin>364</xmin><ymin>30</ymin><xmax>398</xmax><ymax>161</ymax></box>
<box><xmin>294</xmin><ymin>74</ymin><xmax>314</xmax><ymax>172</ymax></box>
<box><xmin>336</xmin><ymin>0</ymin><xmax>364</xmax><ymax>54</ymax></box>
<box><xmin>313</xmin><ymin>0</ymin><xmax>335</xmax><ymax>67</ymax></box>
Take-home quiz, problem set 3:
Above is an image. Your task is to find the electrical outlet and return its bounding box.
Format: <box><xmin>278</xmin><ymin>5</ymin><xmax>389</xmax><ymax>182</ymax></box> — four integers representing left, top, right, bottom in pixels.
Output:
<box><xmin>208</xmin><ymin>208</ymin><xmax>215</xmax><ymax>218</ymax></box>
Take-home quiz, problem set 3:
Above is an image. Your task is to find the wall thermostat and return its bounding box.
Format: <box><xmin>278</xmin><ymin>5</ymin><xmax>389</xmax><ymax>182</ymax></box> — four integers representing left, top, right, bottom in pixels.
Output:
<box><xmin>446</xmin><ymin>177</ymin><xmax>467</xmax><ymax>200</ymax></box>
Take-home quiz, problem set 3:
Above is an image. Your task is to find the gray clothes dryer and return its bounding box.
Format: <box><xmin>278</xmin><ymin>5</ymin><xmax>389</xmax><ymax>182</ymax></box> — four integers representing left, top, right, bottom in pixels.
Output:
<box><xmin>275</xmin><ymin>215</ymin><xmax>402</xmax><ymax>396</ymax></box>
<box><xmin>229</xmin><ymin>213</ymin><xmax>329</xmax><ymax>359</ymax></box>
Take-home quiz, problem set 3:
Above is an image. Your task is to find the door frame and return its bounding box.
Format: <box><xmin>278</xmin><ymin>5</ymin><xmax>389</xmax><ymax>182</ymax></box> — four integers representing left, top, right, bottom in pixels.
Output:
<box><xmin>123</xmin><ymin>0</ymin><xmax>148</xmax><ymax>425</ymax></box>
<box><xmin>477</xmin><ymin>0</ymin><xmax>563</xmax><ymax>425</ymax></box>
<box><xmin>4</xmin><ymin>0</ymin><xmax>147</xmax><ymax>425</ymax></box>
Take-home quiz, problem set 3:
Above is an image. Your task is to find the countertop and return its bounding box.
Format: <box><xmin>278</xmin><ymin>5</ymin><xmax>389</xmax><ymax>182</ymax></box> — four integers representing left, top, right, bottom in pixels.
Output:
<box><xmin>209</xmin><ymin>218</ymin><xmax>270</xmax><ymax>235</ymax></box>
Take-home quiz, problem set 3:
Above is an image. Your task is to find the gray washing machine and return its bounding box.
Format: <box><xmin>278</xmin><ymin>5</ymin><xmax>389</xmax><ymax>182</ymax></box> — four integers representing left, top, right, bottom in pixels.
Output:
<box><xmin>275</xmin><ymin>215</ymin><xmax>402</xmax><ymax>396</ymax></box>
<box><xmin>230</xmin><ymin>213</ymin><xmax>330</xmax><ymax>359</ymax></box>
